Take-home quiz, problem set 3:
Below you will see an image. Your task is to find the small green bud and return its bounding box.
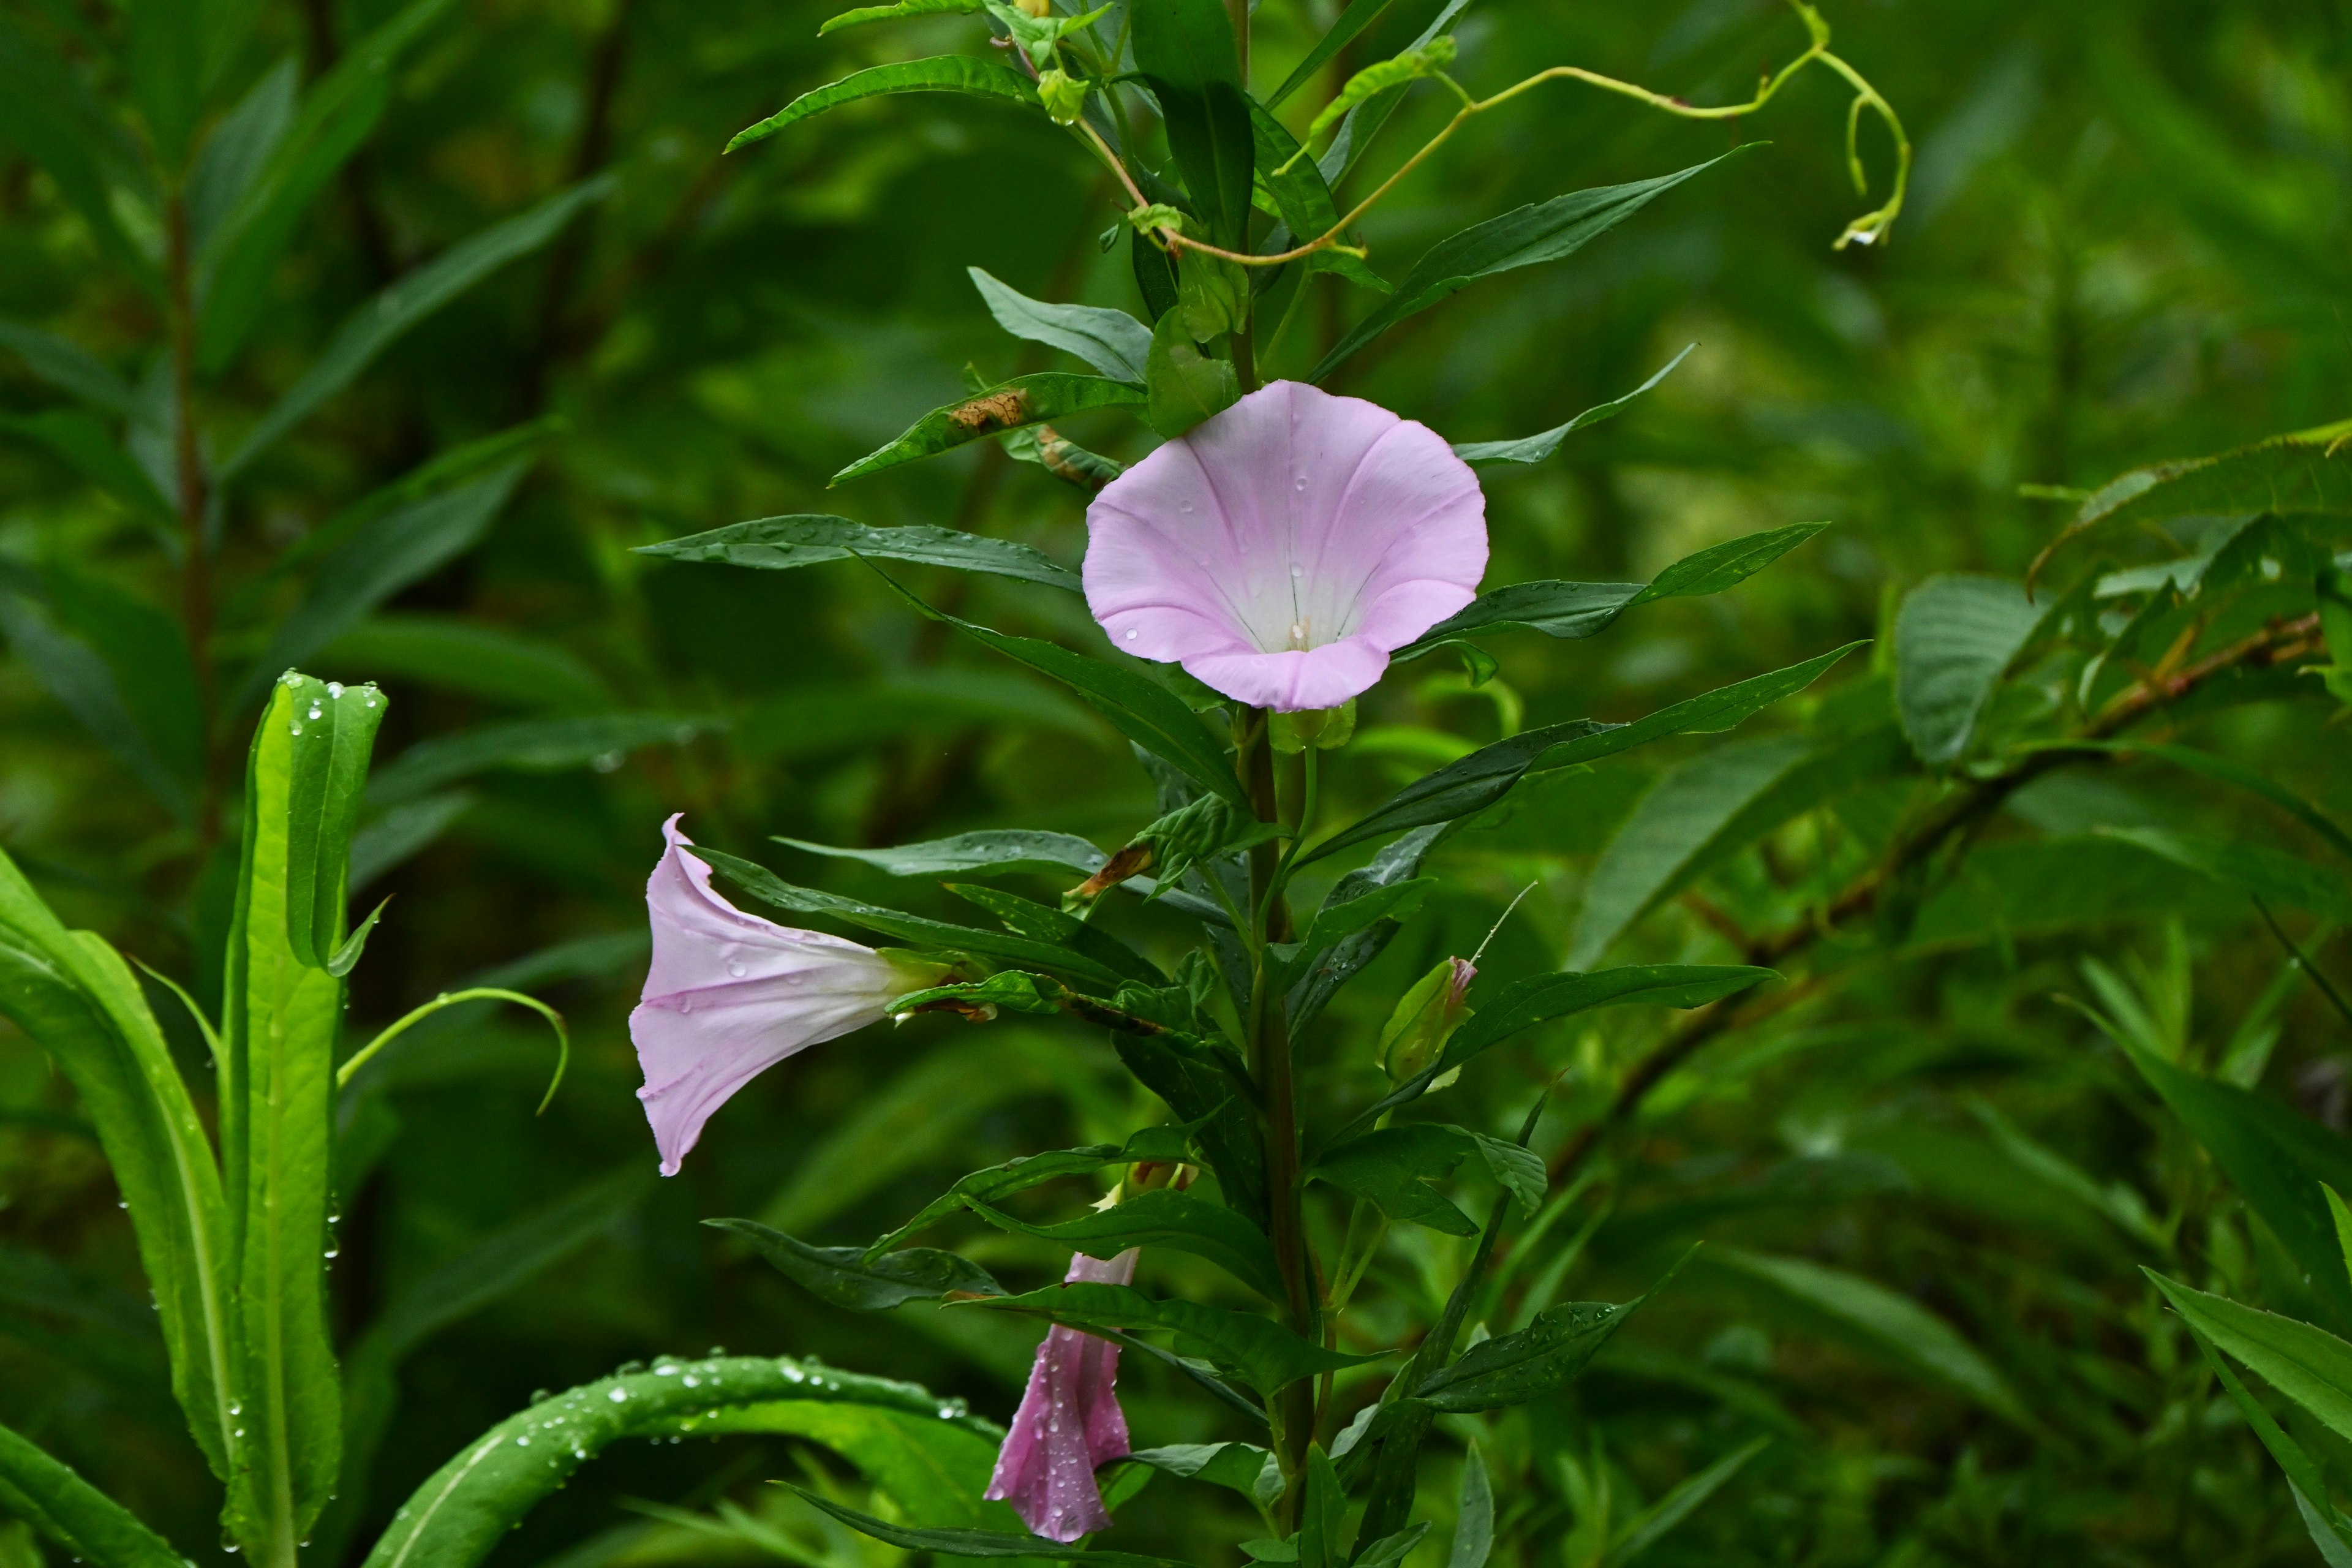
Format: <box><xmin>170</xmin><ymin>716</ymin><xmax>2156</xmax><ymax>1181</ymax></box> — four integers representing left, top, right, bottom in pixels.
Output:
<box><xmin>1127</xmin><ymin>203</ymin><xmax>1186</xmax><ymax>238</ymax></box>
<box><xmin>1038</xmin><ymin>68</ymin><xmax>1088</xmax><ymax>126</ymax></box>
<box><xmin>1378</xmin><ymin>956</ymin><xmax>1476</xmax><ymax>1085</ymax></box>
<box><xmin>1270</xmin><ymin>699</ymin><xmax>1356</xmax><ymax>753</ymax></box>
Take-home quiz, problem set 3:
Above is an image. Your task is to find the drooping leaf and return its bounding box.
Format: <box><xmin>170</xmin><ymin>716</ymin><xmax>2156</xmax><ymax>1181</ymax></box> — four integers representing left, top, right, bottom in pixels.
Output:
<box><xmin>1415</xmin><ymin>1283</ymin><xmax>1665</xmax><ymax>1412</ymax></box>
<box><xmin>968</xmin><ymin>268</ymin><xmax>1153</xmax><ymax>382</ymax></box>
<box><xmin>1705</xmin><ymin>1248</ymin><xmax>2030</xmax><ymax>1425</ymax></box>
<box><xmin>965</xmin><ymin>1188</ymin><xmax>1282</xmax><ymax>1300</ymax></box>
<box><xmin>0</xmin><ymin>1420</ymin><xmax>191</xmax><ymax>1568</ymax></box>
<box><xmin>1434</xmin><ymin>963</ymin><xmax>1773</xmax><ymax>1078</ymax></box>
<box><xmin>867</xmin><ymin>1124</ymin><xmax>1195</xmax><ymax>1255</ymax></box>
<box><xmin>363</xmin><ymin>1357</ymin><xmax>1011</xmax><ymax>1568</ymax></box>
<box><xmin>1307</xmin><ymin>644</ymin><xmax>1861</xmax><ymax>862</ymax></box>
<box><xmin>1313</xmin><ymin>1123</ymin><xmax>1479</xmax><ymax>1235</ymax></box>
<box><xmin>1287</xmin><ymin>825</ymin><xmax>1447</xmax><ymax>1035</ymax></box>
<box><xmin>1449</xmin><ymin>1443</ymin><xmax>1492</xmax><ymax>1568</ymax></box>
<box><xmin>1131</xmin><ymin>0</ymin><xmax>1253</xmax><ymax>249</ymax></box>
<box><xmin>965</xmin><ymin>1280</ymin><xmax>1382</xmax><ymax>1395</ymax></box>
<box><xmin>0</xmin><ymin>848</ymin><xmax>237</xmax><ymax>1478</ymax></box>
<box><xmin>818</xmin><ymin>0</ymin><xmax>986</xmax><ymax>34</ymax></box>
<box><xmin>1122</xmin><ymin>1441</ymin><xmax>1279</xmax><ymax>1500</ymax></box>
<box><xmin>1893</xmin><ymin>575</ymin><xmax>2042</xmax><ymax>765</ymax></box>
<box><xmin>780</xmin><ymin>1485</ymin><xmax>1185</xmax><ymax>1567</ymax></box>
<box><xmin>2099</xmin><ymin>827</ymin><xmax>2352</xmax><ymax>925</ymax></box>
<box><xmin>222</xmin><ymin>178</ymin><xmax>611</xmax><ymax>478</ymax></box>
<box><xmin>1449</xmin><ymin>345</ymin><xmax>1696</xmax><ymax>466</ymax></box>
<box><xmin>186</xmin><ymin>57</ymin><xmax>296</xmax><ymax>256</ymax></box>
<box><xmin>639</xmin><ymin>512</ymin><xmax>1082</xmax><ymax>592</ymax></box>
<box><xmin>713</xmin><ymin>1218</ymin><xmax>1006</xmax><ymax>1311</ymax></box>
<box><xmin>363</xmin><ymin>711</ymin><xmax>717</xmax><ymax>807</ymax></box>
<box><xmin>835</xmin><ymin>372</ymin><xmax>1145</xmax><ymax>484</ymax></box>
<box><xmin>696</xmin><ymin>845</ymin><xmax>1132</xmax><ymax>989</ymax></box>
<box><xmin>1310</xmin><ymin>149</ymin><xmax>1748</xmax><ymax>380</ymax></box>
<box><xmin>781</xmin><ymin>829</ymin><xmax>1106</xmax><ymax>881</ymax></box>
<box><xmin>729</xmin><ymin>56</ymin><xmax>1042</xmax><ymax>152</ymax></box>
<box><xmin>1280</xmin><ymin>877</ymin><xmax>1434</xmax><ymax>981</ymax></box>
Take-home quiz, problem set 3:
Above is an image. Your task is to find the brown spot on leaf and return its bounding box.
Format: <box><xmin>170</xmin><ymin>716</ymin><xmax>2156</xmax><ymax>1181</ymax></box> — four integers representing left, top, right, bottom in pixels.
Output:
<box><xmin>948</xmin><ymin>388</ymin><xmax>1031</xmax><ymax>434</ymax></box>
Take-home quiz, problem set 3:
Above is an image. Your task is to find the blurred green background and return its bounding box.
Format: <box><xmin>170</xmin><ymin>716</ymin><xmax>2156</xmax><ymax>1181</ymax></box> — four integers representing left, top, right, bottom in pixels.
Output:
<box><xmin>4</xmin><ymin>0</ymin><xmax>2350</xmax><ymax>1564</ymax></box>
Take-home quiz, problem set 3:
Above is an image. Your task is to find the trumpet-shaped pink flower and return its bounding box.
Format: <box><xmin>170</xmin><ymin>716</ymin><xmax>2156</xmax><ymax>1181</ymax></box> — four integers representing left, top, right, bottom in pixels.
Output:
<box><xmin>986</xmin><ymin>1249</ymin><xmax>1139</xmax><ymax>1540</ymax></box>
<box><xmin>630</xmin><ymin>815</ymin><xmax>943</xmax><ymax>1175</ymax></box>
<box><xmin>1083</xmin><ymin>380</ymin><xmax>1487</xmax><ymax>712</ymax></box>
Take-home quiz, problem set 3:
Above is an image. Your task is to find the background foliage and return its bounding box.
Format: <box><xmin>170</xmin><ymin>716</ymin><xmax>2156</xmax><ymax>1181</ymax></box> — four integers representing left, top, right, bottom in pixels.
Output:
<box><xmin>4</xmin><ymin>1</ymin><xmax>2351</xmax><ymax>1566</ymax></box>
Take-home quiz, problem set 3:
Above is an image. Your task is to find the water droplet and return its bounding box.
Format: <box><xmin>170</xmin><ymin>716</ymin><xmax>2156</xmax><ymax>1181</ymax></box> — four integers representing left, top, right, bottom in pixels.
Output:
<box><xmin>1289</xmin><ymin>564</ymin><xmax>1303</xmax><ymax>578</ymax></box>
<box><xmin>726</xmin><ymin>959</ymin><xmax>747</xmax><ymax>978</ymax></box>
<box><xmin>591</xmin><ymin>749</ymin><xmax>625</xmax><ymax>774</ymax></box>
<box><xmin>1124</xmin><ymin>629</ymin><xmax>1139</xmax><ymax>641</ymax></box>
<box><xmin>326</xmin><ymin>683</ymin><xmax>344</xmax><ymax>698</ymax></box>
<box><xmin>1178</xmin><ymin>500</ymin><xmax>1194</xmax><ymax>512</ymax></box>
<box><xmin>1295</xmin><ymin>476</ymin><xmax>1307</xmax><ymax>490</ymax></box>
<box><xmin>288</xmin><ymin>720</ymin><xmax>304</xmax><ymax>736</ymax></box>
<box><xmin>607</xmin><ymin>1388</ymin><xmax>629</xmax><ymax>1403</ymax></box>
<box><xmin>323</xmin><ymin>1248</ymin><xmax>339</xmax><ymax>1259</ymax></box>
<box><xmin>515</xmin><ymin>1435</ymin><xmax>531</xmax><ymax>1447</ymax></box>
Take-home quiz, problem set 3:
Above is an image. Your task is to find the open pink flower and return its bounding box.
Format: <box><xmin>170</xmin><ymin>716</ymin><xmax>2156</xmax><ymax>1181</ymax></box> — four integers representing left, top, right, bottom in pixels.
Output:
<box><xmin>1083</xmin><ymin>380</ymin><xmax>1487</xmax><ymax>712</ymax></box>
<box><xmin>630</xmin><ymin>815</ymin><xmax>943</xmax><ymax>1175</ymax></box>
<box><xmin>986</xmin><ymin>1249</ymin><xmax>1139</xmax><ymax>1540</ymax></box>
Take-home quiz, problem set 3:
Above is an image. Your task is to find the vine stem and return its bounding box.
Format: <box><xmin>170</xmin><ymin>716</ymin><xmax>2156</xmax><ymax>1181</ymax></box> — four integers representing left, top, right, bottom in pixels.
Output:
<box><xmin>1545</xmin><ymin>611</ymin><xmax>2327</xmax><ymax>1189</ymax></box>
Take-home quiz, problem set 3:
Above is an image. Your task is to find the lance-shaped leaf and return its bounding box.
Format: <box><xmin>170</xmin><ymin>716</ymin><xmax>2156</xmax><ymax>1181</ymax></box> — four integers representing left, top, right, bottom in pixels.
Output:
<box><xmin>1449</xmin><ymin>345</ymin><xmax>1695</xmax><ymax>466</ymax></box>
<box><xmin>0</xmin><ymin>409</ymin><xmax>176</xmax><ymax>526</ymax></box>
<box><xmin>1305</xmin><ymin>36</ymin><xmax>1456</xmax><ymax>146</ymax></box>
<box><xmin>222</xmin><ymin>674</ymin><xmax>383</xmax><ymax>1551</ymax></box>
<box><xmin>0</xmin><ymin>21</ymin><xmax>153</xmax><ymax>279</ymax></box>
<box><xmin>1287</xmin><ymin>825</ymin><xmax>1446</xmax><ymax>1035</ymax></box>
<box><xmin>964</xmin><ymin>1280</ymin><xmax>1382</xmax><ymax>1395</ymax></box>
<box><xmin>363</xmin><ymin>1357</ymin><xmax>1009</xmax><ymax>1568</ymax></box>
<box><xmin>2100</xmin><ymin>827</ymin><xmax>2352</xmax><ymax>926</ymax></box>
<box><xmin>1265</xmin><ymin>0</ymin><xmax>1395</xmax><ymax>107</ymax></box>
<box><xmin>782</xmin><ymin>1485</ymin><xmax>1187</xmax><ymax>1567</ymax></box>
<box><xmin>835</xmin><ymin>372</ymin><xmax>1145</xmax><ymax>484</ymax></box>
<box><xmin>1276</xmin><ymin>878</ymin><xmax>1434</xmax><ymax>982</ymax></box>
<box><xmin>712</xmin><ymin>1218</ymin><xmax>1006</xmax><ymax>1311</ymax></box>
<box><xmin>2030</xmin><ymin>417</ymin><xmax>2352</xmax><ymax>585</ymax></box>
<box><xmin>968</xmin><ymin>268</ymin><xmax>1153</xmax><ymax>383</ymax></box>
<box><xmin>1415</xmin><ymin>1253</ymin><xmax>1691</xmax><ymax>1411</ymax></box>
<box><xmin>1121</xmin><ymin>1442</ymin><xmax>1279</xmax><ymax>1501</ymax></box>
<box><xmin>1305</xmin><ymin>644</ymin><xmax>1861</xmax><ymax>862</ymax></box>
<box><xmin>1246</xmin><ymin>100</ymin><xmax>1386</xmax><ymax>293</ymax></box>
<box><xmin>1132</xmin><ymin>0</ymin><xmax>1253</xmax><ymax>249</ymax></box>
<box><xmin>2018</xmin><ymin>739</ymin><xmax>2352</xmax><ymax>864</ymax></box>
<box><xmin>364</xmin><ymin>710</ymin><xmax>715</xmax><ymax>807</ymax></box>
<box><xmin>1401</xmin><ymin>522</ymin><xmax>1827</xmax><ymax>655</ymax></box>
<box><xmin>945</xmin><ymin>881</ymin><xmax>1166</xmax><ymax>984</ymax></box>
<box><xmin>1311</xmin><ymin>149</ymin><xmax>1749</xmax><ymax>380</ymax></box>
<box><xmin>965</xmin><ymin>1188</ymin><xmax>1283</xmax><ymax>1302</ymax></box>
<box><xmin>693</xmin><ymin>845</ymin><xmax>1130</xmax><ymax>989</ymax></box>
<box><xmin>874</xmin><ymin>574</ymin><xmax>1248</xmax><ymax>805</ymax></box>
<box><xmin>640</xmin><ymin>512</ymin><xmax>1082</xmax><ymax>592</ymax></box>
<box><xmin>868</xmin><ymin>1125</ymin><xmax>1196</xmax><ymax>1256</ymax></box>
<box><xmin>1313</xmin><ymin>1123</ymin><xmax>1479</xmax><ymax>1235</ymax></box>
<box><xmin>819</xmin><ymin>0</ymin><xmax>986</xmax><ymax>34</ymax></box>
<box><xmin>729</xmin><ymin>56</ymin><xmax>1041</xmax><ymax>151</ymax></box>
<box><xmin>280</xmin><ymin>677</ymin><xmax>388</xmax><ymax>970</ymax></box>
<box><xmin>0</xmin><ymin>850</ymin><xmax>238</xmax><ymax>1480</ymax></box>
<box><xmin>1114</xmin><ymin>1031</ymin><xmax>1265</xmax><ymax>1226</ymax></box>
<box><xmin>221</xmin><ymin>178</ymin><xmax>611</xmax><ymax>479</ymax></box>
<box><xmin>0</xmin><ymin>1421</ymin><xmax>191</xmax><ymax>1568</ymax></box>
<box><xmin>1893</xmin><ymin>575</ymin><xmax>2041</xmax><ymax>766</ymax></box>
<box><xmin>781</xmin><ymin>829</ymin><xmax>1107</xmax><ymax>881</ymax></box>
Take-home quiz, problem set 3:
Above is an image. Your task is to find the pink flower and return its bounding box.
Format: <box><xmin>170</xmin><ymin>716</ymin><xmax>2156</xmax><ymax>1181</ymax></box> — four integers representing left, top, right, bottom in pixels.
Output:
<box><xmin>630</xmin><ymin>815</ymin><xmax>944</xmax><ymax>1175</ymax></box>
<box><xmin>986</xmin><ymin>1249</ymin><xmax>1139</xmax><ymax>1540</ymax></box>
<box><xmin>1082</xmin><ymin>380</ymin><xmax>1487</xmax><ymax>712</ymax></box>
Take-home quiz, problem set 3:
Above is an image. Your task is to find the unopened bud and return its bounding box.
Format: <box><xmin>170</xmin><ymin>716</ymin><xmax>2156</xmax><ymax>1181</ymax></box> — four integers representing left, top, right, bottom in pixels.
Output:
<box><xmin>1378</xmin><ymin>957</ymin><xmax>1476</xmax><ymax>1085</ymax></box>
<box><xmin>1072</xmin><ymin>841</ymin><xmax>1155</xmax><ymax>901</ymax></box>
<box><xmin>1037</xmin><ymin>68</ymin><xmax>1088</xmax><ymax>126</ymax></box>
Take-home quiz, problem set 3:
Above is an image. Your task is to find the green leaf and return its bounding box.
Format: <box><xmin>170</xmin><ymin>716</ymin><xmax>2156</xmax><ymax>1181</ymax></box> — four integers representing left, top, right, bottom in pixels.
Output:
<box><xmin>1449</xmin><ymin>345</ymin><xmax>1695</xmax><ymax>466</ymax></box>
<box><xmin>362</xmin><ymin>1357</ymin><xmax>1010</xmax><ymax>1568</ymax></box>
<box><xmin>1111</xmin><ymin>1031</ymin><xmax>1265</xmax><ymax>1226</ymax></box>
<box><xmin>1415</xmin><ymin>1298</ymin><xmax>1640</xmax><ymax>1411</ymax></box>
<box><xmin>1287</xmin><ymin>825</ymin><xmax>1446</xmax><ymax>1035</ymax></box>
<box><xmin>835</xmin><ymin>372</ymin><xmax>1145</xmax><ymax>484</ymax></box>
<box><xmin>0</xmin><ymin>1421</ymin><xmax>191</xmax><ymax>1568</ymax></box>
<box><xmin>1310</xmin><ymin>149</ymin><xmax>1749</xmax><ymax>380</ymax></box>
<box><xmin>1706</xmin><ymin>1248</ymin><xmax>2030</xmax><ymax>1425</ymax></box>
<box><xmin>780</xmin><ymin>1485</ymin><xmax>1184</xmax><ymax>1566</ymax></box>
<box><xmin>276</xmin><ymin>676</ymin><xmax>388</xmax><ymax>971</ymax></box>
<box><xmin>1281</xmin><ymin>877</ymin><xmax>1434</xmax><ymax>978</ymax></box>
<box><xmin>2117</xmin><ymin>1040</ymin><xmax>2352</xmax><ymax>1325</ymax></box>
<box><xmin>1245</xmin><ymin>100</ymin><xmax>1386</xmax><ymax>293</ymax></box>
<box><xmin>1123</xmin><ymin>1442</ymin><xmax>1278</xmax><ymax>1501</ymax></box>
<box><xmin>1314</xmin><ymin>1124</ymin><xmax>1479</xmax><ymax>1235</ymax></box>
<box><xmin>1265</xmin><ymin>0</ymin><xmax>1395</xmax><ymax>107</ymax></box>
<box><xmin>2032</xmin><ymin>417</ymin><xmax>2352</xmax><ymax>582</ymax></box>
<box><xmin>221</xmin><ymin>674</ymin><xmax>369</xmax><ymax>1551</ymax></box>
<box><xmin>728</xmin><ymin>56</ymin><xmax>1041</xmax><ymax>152</ymax></box>
<box><xmin>235</xmin><ymin>461</ymin><xmax>532</xmax><ymax>714</ymax></box>
<box><xmin>695</xmin><ymin>845</ymin><xmax>1131</xmax><ymax>988</ymax></box>
<box><xmin>0</xmin><ymin>319</ymin><xmax>134</xmax><ymax>413</ymax></box>
<box><xmin>2145</xmin><ymin>1270</ymin><xmax>2352</xmax><ymax>1443</ymax></box>
<box><xmin>818</xmin><ymin>0</ymin><xmax>986</xmax><ymax>34</ymax></box>
<box><xmin>2098</xmin><ymin>827</ymin><xmax>2352</xmax><ymax>925</ymax></box>
<box><xmin>780</xmin><ymin>829</ymin><xmax>1106</xmax><ymax>881</ymax></box>
<box><xmin>1305</xmin><ymin>35</ymin><xmax>1455</xmax><ymax>146</ymax></box>
<box><xmin>0</xmin><ymin>20</ymin><xmax>151</xmax><ymax>279</ymax></box>
<box><xmin>197</xmin><ymin>0</ymin><xmax>463</xmax><ymax>369</ymax></box>
<box><xmin>965</xmin><ymin>1187</ymin><xmax>1282</xmax><ymax>1300</ymax></box>
<box><xmin>1307</xmin><ymin>644</ymin><xmax>1860</xmax><ymax>862</ymax></box>
<box><xmin>222</xmin><ymin>178</ymin><xmax>609</xmax><ymax>479</ymax></box>
<box><xmin>1296</xmin><ymin>1447</ymin><xmax>1347</xmax><ymax>1568</ymax></box>
<box><xmin>1566</xmin><ymin>734</ymin><xmax>1813</xmax><ymax>968</ymax></box>
<box><xmin>186</xmin><ymin>57</ymin><xmax>296</xmax><ymax>257</ymax></box>
<box><xmin>2014</xmin><ymin>737</ymin><xmax>2352</xmax><ymax>864</ymax></box>
<box><xmin>944</xmin><ymin>882</ymin><xmax>1166</xmax><ymax>984</ymax></box>
<box><xmin>1438</xmin><ymin>964</ymin><xmax>1774</xmax><ymax>1076</ymax></box>
<box><xmin>714</xmin><ymin>1218</ymin><xmax>1006</xmax><ymax>1310</ymax></box>
<box><xmin>0</xmin><ymin>410</ymin><xmax>176</xmax><ymax>526</ymax></box>
<box><xmin>638</xmin><ymin>511</ymin><xmax>1082</xmax><ymax>592</ymax></box>
<box><xmin>363</xmin><ymin>710</ymin><xmax>715</xmax><ymax>807</ymax></box>
<box><xmin>1147</xmin><ymin>306</ymin><xmax>1240</xmax><ymax>437</ymax></box>
<box><xmin>968</xmin><ymin>268</ymin><xmax>1153</xmax><ymax>382</ymax></box>
<box><xmin>1603</xmin><ymin>1436</ymin><xmax>1770</xmax><ymax>1568</ymax></box>
<box><xmin>1449</xmin><ymin>1443</ymin><xmax>1492</xmax><ymax>1568</ymax></box>
<box><xmin>0</xmin><ymin>588</ymin><xmax>195</xmax><ymax>820</ymax></box>
<box><xmin>322</xmin><ymin>616</ymin><xmax>611</xmax><ymax>712</ymax></box>
<box><xmin>0</xmin><ymin>848</ymin><xmax>238</xmax><ymax>1481</ymax></box>
<box><xmin>873</xmin><ymin>574</ymin><xmax>1248</xmax><ymax>805</ymax></box>
<box><xmin>1131</xmin><ymin>0</ymin><xmax>1253</xmax><ymax>249</ymax></box>
<box><xmin>966</xmin><ymin>1280</ymin><xmax>1382</xmax><ymax>1395</ymax></box>
<box><xmin>127</xmin><ymin>0</ymin><xmax>204</xmax><ymax>168</ymax></box>
<box><xmin>1893</xmin><ymin>575</ymin><xmax>2042</xmax><ymax>765</ymax></box>
<box><xmin>867</xmin><ymin>1125</ymin><xmax>1193</xmax><ymax>1255</ymax></box>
